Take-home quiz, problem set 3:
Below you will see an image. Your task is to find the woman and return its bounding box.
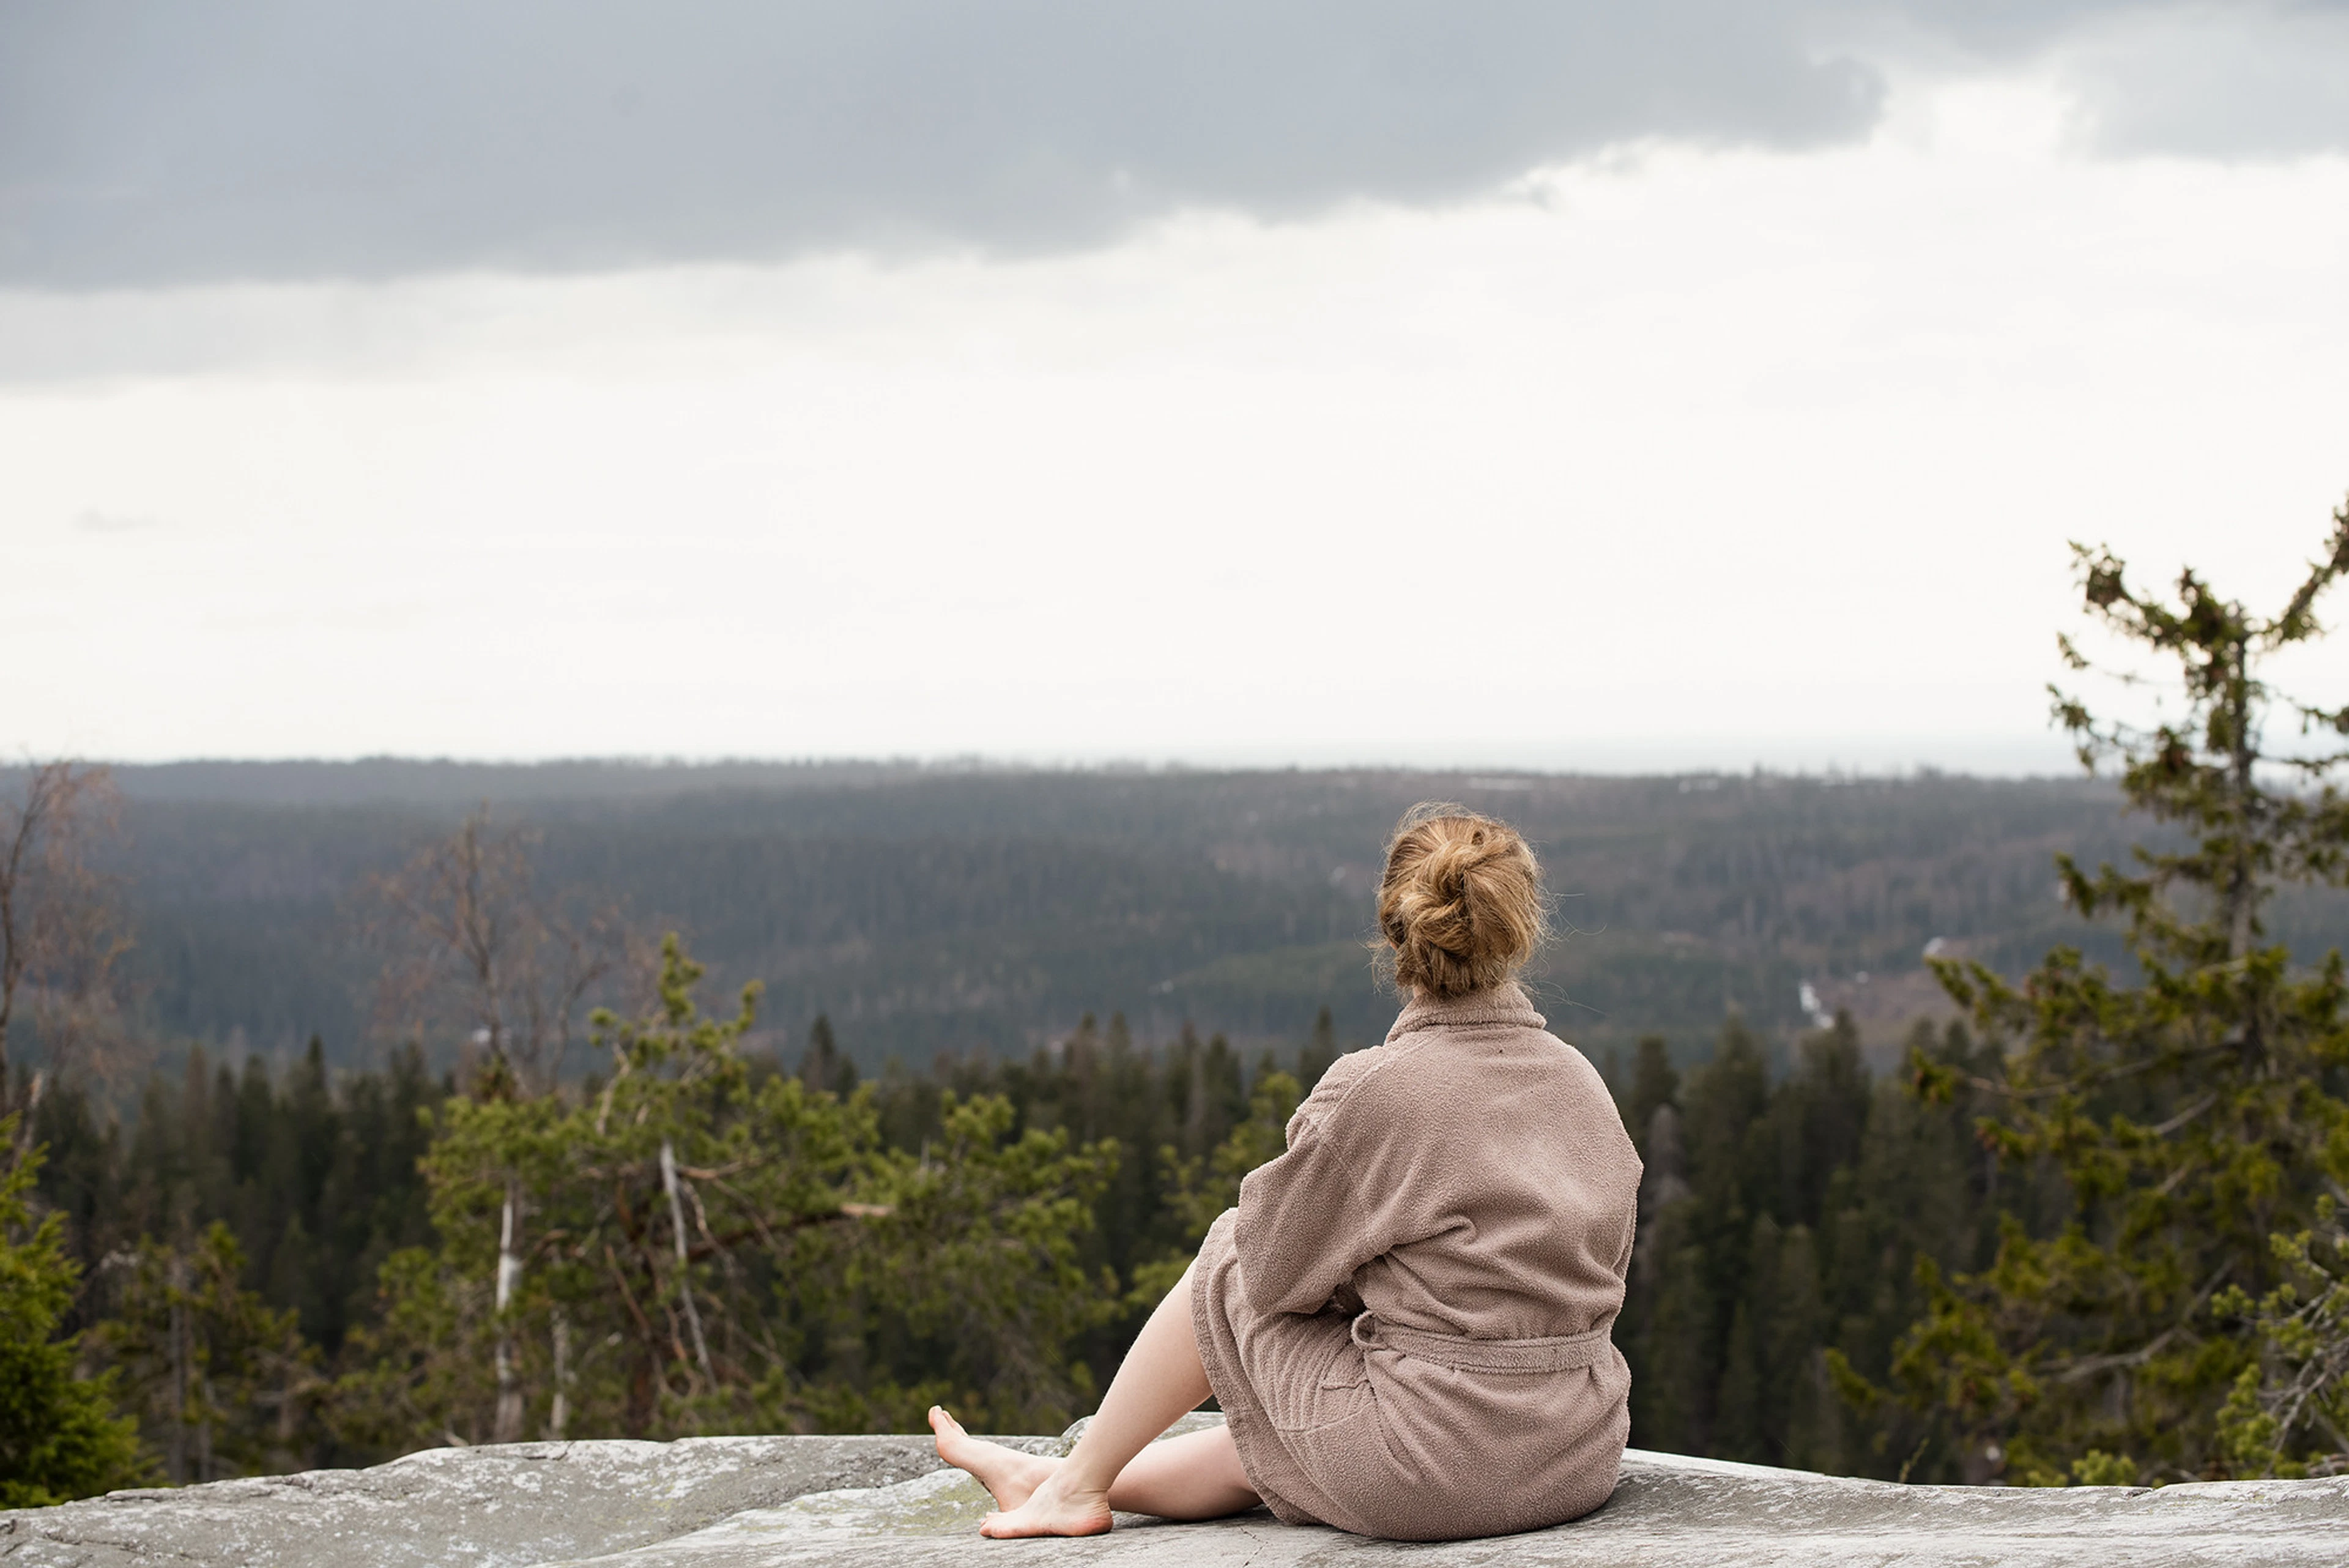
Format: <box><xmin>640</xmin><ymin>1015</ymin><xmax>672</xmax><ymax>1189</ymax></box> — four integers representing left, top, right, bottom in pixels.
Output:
<box><xmin>930</xmin><ymin>804</ymin><xmax>1642</xmax><ymax>1541</ymax></box>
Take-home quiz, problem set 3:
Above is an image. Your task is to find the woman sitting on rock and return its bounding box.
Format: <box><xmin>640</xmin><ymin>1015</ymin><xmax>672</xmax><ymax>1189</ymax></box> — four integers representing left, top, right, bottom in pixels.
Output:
<box><xmin>931</xmin><ymin>804</ymin><xmax>1642</xmax><ymax>1541</ymax></box>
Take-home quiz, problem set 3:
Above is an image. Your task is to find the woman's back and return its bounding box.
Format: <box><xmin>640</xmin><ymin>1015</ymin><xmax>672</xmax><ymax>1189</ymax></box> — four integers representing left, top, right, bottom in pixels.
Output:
<box><xmin>937</xmin><ymin>802</ymin><xmax>1643</xmax><ymax>1544</ymax></box>
<box><xmin>1258</xmin><ymin>983</ymin><xmax>1639</xmax><ymax>1343</ymax></box>
<box><xmin>1200</xmin><ymin>979</ymin><xmax>1642</xmax><ymax>1540</ymax></box>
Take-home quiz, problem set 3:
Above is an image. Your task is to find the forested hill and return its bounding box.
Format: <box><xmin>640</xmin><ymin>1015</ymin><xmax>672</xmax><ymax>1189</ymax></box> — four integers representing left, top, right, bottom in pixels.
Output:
<box><xmin>83</xmin><ymin>759</ymin><xmax>2340</xmax><ymax>1072</ymax></box>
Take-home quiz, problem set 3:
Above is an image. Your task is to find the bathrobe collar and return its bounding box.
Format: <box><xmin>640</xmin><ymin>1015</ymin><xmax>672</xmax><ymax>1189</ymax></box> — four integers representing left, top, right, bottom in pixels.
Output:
<box><xmin>1386</xmin><ymin>981</ymin><xmax>1547</xmax><ymax>1042</ymax></box>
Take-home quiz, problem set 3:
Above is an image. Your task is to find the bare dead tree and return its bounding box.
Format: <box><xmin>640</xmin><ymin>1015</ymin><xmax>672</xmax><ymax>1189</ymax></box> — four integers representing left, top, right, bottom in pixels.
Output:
<box><xmin>366</xmin><ymin>803</ymin><xmax>640</xmax><ymax>1443</ymax></box>
<box><xmin>0</xmin><ymin>760</ymin><xmax>133</xmax><ymax>1119</ymax></box>
<box><xmin>368</xmin><ymin>804</ymin><xmax>634</xmax><ymax>1098</ymax></box>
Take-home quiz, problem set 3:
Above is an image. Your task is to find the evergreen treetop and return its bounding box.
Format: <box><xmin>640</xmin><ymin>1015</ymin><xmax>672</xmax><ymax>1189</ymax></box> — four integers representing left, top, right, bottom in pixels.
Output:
<box><xmin>0</xmin><ymin>1117</ymin><xmax>147</xmax><ymax>1506</ymax></box>
<box><xmin>1902</xmin><ymin>500</ymin><xmax>2349</xmax><ymax>1483</ymax></box>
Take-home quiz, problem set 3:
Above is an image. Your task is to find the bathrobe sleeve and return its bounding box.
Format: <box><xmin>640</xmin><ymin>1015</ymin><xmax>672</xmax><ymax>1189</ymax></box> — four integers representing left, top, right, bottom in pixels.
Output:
<box><xmin>1231</xmin><ymin>1084</ymin><xmax>1412</xmax><ymax>1317</ymax></box>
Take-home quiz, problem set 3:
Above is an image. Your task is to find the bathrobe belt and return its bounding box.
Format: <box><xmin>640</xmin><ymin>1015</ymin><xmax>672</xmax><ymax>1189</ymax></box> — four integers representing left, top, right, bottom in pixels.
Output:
<box><xmin>1349</xmin><ymin>1310</ymin><xmax>1614</xmax><ymax>1372</ymax></box>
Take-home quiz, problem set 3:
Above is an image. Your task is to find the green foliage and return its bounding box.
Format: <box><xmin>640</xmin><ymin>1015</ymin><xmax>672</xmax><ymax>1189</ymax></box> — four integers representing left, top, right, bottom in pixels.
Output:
<box><xmin>1890</xmin><ymin>502</ymin><xmax>2349</xmax><ymax>1482</ymax></box>
<box><xmin>28</xmin><ymin>1037</ymin><xmax>445</xmax><ymax>1472</ymax></box>
<box><xmin>96</xmin><ymin>1222</ymin><xmax>320</xmax><ymax>1482</ymax></box>
<box><xmin>821</xmin><ymin>1093</ymin><xmax>1119</xmax><ymax>1433</ymax></box>
<box><xmin>797</xmin><ymin>1014</ymin><xmax>858</xmax><ymax>1098</ymax></box>
<box><xmin>0</xmin><ymin>1118</ymin><xmax>147</xmax><ymax>1506</ymax></box>
<box><xmin>1624</xmin><ymin>1035</ymin><xmax>1679</xmax><ymax>1153</ymax></box>
<box><xmin>1126</xmin><ymin>1067</ymin><xmax>1302</xmax><ymax>1310</ymax></box>
<box><xmin>2212</xmin><ymin>1197</ymin><xmax>2349</xmax><ymax>1476</ymax></box>
<box><xmin>11</xmin><ymin>979</ymin><xmax>1354</xmax><ymax>1478</ymax></box>
<box><xmin>328</xmin><ymin>1245</ymin><xmax>495</xmax><ymax>1455</ymax></box>
<box><xmin>346</xmin><ymin>936</ymin><xmax>1123</xmax><ymax>1449</ymax></box>
<box><xmin>46</xmin><ymin>1037</ymin><xmax>445</xmax><ymax>1364</ymax></box>
<box><xmin>1298</xmin><ymin>1008</ymin><xmax>1338</xmax><ymax>1096</ymax></box>
<box><xmin>354</xmin><ymin>935</ymin><xmax>863</xmax><ymax>1442</ymax></box>
<box><xmin>1621</xmin><ymin>1012</ymin><xmax>2010</xmax><ymax>1481</ymax></box>
<box><xmin>1160</xmin><ymin>1066</ymin><xmax>1302</xmax><ymax>1250</ymax></box>
<box><xmin>2070</xmin><ymin>1449</ymin><xmax>2139</xmax><ymax>1487</ymax></box>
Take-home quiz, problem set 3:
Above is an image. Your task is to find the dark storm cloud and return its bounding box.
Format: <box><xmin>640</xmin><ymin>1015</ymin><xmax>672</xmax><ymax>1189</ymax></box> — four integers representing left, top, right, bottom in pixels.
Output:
<box><xmin>1</xmin><ymin>1</ymin><xmax>2342</xmax><ymax>288</ymax></box>
<box><xmin>0</xmin><ymin>1</ymin><xmax>1878</xmax><ymax>286</ymax></box>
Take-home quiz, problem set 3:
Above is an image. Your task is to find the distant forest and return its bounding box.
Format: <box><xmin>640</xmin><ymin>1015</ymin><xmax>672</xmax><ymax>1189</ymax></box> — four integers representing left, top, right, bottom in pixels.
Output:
<box><xmin>9</xmin><ymin>746</ymin><xmax>2349</xmax><ymax>1491</ymax></box>
<box><xmin>50</xmin><ymin>758</ymin><xmax>2334</xmax><ymax>1081</ymax></box>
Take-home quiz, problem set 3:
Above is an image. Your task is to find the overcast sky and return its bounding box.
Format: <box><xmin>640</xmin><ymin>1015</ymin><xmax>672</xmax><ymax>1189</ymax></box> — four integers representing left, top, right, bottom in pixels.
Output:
<box><xmin>7</xmin><ymin>2</ymin><xmax>2348</xmax><ymax>771</ymax></box>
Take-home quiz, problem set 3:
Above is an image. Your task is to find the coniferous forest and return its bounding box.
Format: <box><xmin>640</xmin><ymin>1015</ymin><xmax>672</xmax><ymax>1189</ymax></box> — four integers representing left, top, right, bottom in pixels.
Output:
<box><xmin>17</xmin><ymin>986</ymin><xmax>1999</xmax><ymax>1488</ymax></box>
<box><xmin>5</xmin><ymin>511</ymin><xmax>2349</xmax><ymax>1501</ymax></box>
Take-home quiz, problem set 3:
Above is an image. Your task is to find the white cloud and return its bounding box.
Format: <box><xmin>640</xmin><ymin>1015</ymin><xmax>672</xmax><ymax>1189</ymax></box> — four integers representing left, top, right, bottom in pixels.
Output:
<box><xmin>4</xmin><ymin>75</ymin><xmax>2345</xmax><ymax>771</ymax></box>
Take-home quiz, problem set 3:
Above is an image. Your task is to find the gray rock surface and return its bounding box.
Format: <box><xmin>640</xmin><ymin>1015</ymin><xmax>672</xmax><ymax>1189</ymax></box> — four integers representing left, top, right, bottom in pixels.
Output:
<box><xmin>6</xmin><ymin>1418</ymin><xmax>2346</xmax><ymax>1567</ymax></box>
<box><xmin>0</xmin><ymin>1432</ymin><xmax>1058</xmax><ymax>1568</ymax></box>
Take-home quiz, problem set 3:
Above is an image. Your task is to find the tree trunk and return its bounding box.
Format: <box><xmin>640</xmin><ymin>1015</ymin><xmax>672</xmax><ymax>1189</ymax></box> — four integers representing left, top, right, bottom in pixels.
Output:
<box><xmin>196</xmin><ymin>1374</ymin><xmax>214</xmax><ymax>1484</ymax></box>
<box><xmin>660</xmin><ymin>1139</ymin><xmax>714</xmax><ymax>1385</ymax></box>
<box><xmin>492</xmin><ymin>1179</ymin><xmax>525</xmax><ymax>1444</ymax></box>
<box><xmin>548</xmin><ymin>1312</ymin><xmax>571</xmax><ymax>1441</ymax></box>
<box><xmin>2227</xmin><ymin>644</ymin><xmax>2260</xmax><ymax>963</ymax></box>
<box><xmin>167</xmin><ymin>1250</ymin><xmax>189</xmax><ymax>1485</ymax></box>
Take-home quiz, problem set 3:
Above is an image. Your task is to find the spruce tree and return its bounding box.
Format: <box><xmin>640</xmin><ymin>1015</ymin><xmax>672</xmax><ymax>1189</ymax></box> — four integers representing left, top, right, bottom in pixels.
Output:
<box><xmin>798</xmin><ymin>1014</ymin><xmax>857</xmax><ymax>1098</ymax></box>
<box><xmin>1625</xmin><ymin>1035</ymin><xmax>1680</xmax><ymax>1158</ymax></box>
<box><xmin>1298</xmin><ymin>1006</ymin><xmax>1339</xmax><ymax>1093</ymax></box>
<box><xmin>1898</xmin><ymin>506</ymin><xmax>2349</xmax><ymax>1482</ymax></box>
<box><xmin>98</xmin><ymin>1222</ymin><xmax>318</xmax><ymax>1482</ymax></box>
<box><xmin>1819</xmin><ymin>1019</ymin><xmax>2007</xmax><ymax>1481</ymax></box>
<box><xmin>0</xmin><ymin>1118</ymin><xmax>146</xmax><ymax>1505</ymax></box>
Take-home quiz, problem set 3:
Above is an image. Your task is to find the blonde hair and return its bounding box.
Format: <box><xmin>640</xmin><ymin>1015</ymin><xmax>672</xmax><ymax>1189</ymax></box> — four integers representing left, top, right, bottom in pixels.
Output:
<box><xmin>1375</xmin><ymin>803</ymin><xmax>1546</xmax><ymax>999</ymax></box>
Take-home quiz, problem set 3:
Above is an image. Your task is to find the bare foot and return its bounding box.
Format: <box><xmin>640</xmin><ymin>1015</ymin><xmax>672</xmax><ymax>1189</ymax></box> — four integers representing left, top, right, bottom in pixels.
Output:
<box><xmin>928</xmin><ymin>1406</ymin><xmax>1058</xmax><ymax>1514</ymax></box>
<box><xmin>978</xmin><ymin>1466</ymin><xmax>1114</xmax><ymax>1539</ymax></box>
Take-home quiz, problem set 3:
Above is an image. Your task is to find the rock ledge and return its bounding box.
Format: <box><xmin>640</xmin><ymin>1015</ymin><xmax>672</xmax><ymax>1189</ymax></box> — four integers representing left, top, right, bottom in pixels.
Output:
<box><xmin>3</xmin><ymin>1424</ymin><xmax>2343</xmax><ymax>1567</ymax></box>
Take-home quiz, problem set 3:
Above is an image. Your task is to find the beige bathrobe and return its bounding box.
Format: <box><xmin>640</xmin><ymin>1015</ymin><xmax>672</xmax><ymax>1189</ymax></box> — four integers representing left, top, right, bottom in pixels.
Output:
<box><xmin>1190</xmin><ymin>983</ymin><xmax>1641</xmax><ymax>1541</ymax></box>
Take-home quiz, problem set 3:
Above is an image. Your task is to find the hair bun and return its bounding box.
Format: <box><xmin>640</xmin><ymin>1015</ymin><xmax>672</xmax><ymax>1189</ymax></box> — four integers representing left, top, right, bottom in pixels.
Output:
<box><xmin>1376</xmin><ymin>805</ymin><xmax>1546</xmax><ymax>998</ymax></box>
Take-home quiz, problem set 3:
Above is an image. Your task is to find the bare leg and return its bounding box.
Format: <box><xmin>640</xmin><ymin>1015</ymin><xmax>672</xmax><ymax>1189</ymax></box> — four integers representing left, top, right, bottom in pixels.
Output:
<box><xmin>926</xmin><ymin>1416</ymin><xmax>1254</xmax><ymax>1522</ymax></box>
<box><xmin>1102</xmin><ymin>1425</ymin><xmax>1255</xmax><ymax>1520</ymax></box>
<box><xmin>929</xmin><ymin>1258</ymin><xmax>1259</xmax><ymax>1538</ymax></box>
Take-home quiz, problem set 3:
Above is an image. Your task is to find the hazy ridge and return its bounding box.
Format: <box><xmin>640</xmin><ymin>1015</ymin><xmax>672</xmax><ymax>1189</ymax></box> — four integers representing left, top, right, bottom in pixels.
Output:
<box><xmin>66</xmin><ymin>759</ymin><xmax>2302</xmax><ymax>1073</ymax></box>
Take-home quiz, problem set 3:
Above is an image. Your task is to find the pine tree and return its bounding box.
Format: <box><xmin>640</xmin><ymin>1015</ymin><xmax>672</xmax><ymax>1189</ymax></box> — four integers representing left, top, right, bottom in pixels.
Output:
<box><xmin>1766</xmin><ymin>1014</ymin><xmax>1870</xmax><ymax>1231</ymax></box>
<box><xmin>1299</xmin><ymin>1006</ymin><xmax>1339</xmax><ymax>1093</ymax></box>
<box><xmin>1767</xmin><ymin>1222</ymin><xmax>1833</xmax><ymax>1470</ymax></box>
<box><xmin>0</xmin><ymin>1117</ymin><xmax>146</xmax><ymax>1505</ymax></box>
<box><xmin>342</xmin><ymin>937</ymin><xmax>1121</xmax><ymax>1447</ymax></box>
<box><xmin>1818</xmin><ymin>1019</ymin><xmax>2007</xmax><ymax>1481</ymax></box>
<box><xmin>1715</xmin><ymin>1293</ymin><xmax>1764</xmax><ymax>1463</ymax></box>
<box><xmin>836</xmin><ymin>1091</ymin><xmax>1120</xmax><ymax>1433</ymax></box>
<box><xmin>1635</xmin><ymin>1224</ymin><xmax>1716</xmax><ymax>1453</ymax></box>
<box><xmin>1625</xmin><ymin>1035</ymin><xmax>1680</xmax><ymax>1159</ymax></box>
<box><xmin>1896</xmin><ymin>506</ymin><xmax>2349</xmax><ymax>1483</ymax></box>
<box><xmin>798</xmin><ymin>1014</ymin><xmax>858</xmax><ymax>1098</ymax></box>
<box><xmin>97</xmin><ymin>1222</ymin><xmax>319</xmax><ymax>1481</ymax></box>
